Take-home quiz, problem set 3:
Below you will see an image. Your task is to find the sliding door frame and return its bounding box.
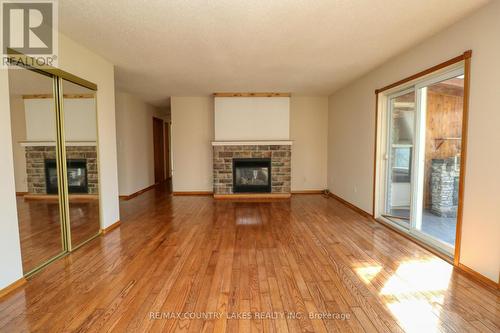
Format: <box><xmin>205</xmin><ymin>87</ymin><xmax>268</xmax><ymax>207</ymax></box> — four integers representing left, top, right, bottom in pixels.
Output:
<box><xmin>373</xmin><ymin>50</ymin><xmax>472</xmax><ymax>264</ymax></box>
<box><xmin>408</xmin><ymin>67</ymin><xmax>465</xmax><ymax>256</ymax></box>
<box><xmin>7</xmin><ymin>52</ymin><xmax>101</xmax><ymax>276</ymax></box>
<box><xmin>381</xmin><ymin>87</ymin><xmax>415</xmax><ymax>228</ymax></box>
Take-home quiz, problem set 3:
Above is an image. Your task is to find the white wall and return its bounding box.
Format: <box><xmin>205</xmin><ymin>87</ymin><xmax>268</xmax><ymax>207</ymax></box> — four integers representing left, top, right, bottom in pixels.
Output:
<box><xmin>24</xmin><ymin>98</ymin><xmax>97</xmax><ymax>141</ymax></box>
<box><xmin>9</xmin><ymin>95</ymin><xmax>27</xmax><ymax>193</ymax></box>
<box><xmin>171</xmin><ymin>97</ymin><xmax>214</xmax><ymax>192</ymax></box>
<box><xmin>290</xmin><ymin>96</ymin><xmax>328</xmax><ymax>191</ymax></box>
<box><xmin>0</xmin><ymin>32</ymin><xmax>120</xmax><ymax>289</ymax></box>
<box><xmin>0</xmin><ymin>72</ymin><xmax>24</xmax><ymax>289</ymax></box>
<box><xmin>327</xmin><ymin>1</ymin><xmax>500</xmax><ymax>282</ymax></box>
<box><xmin>115</xmin><ymin>91</ymin><xmax>159</xmax><ymax>196</ymax></box>
<box><xmin>215</xmin><ymin>97</ymin><xmax>290</xmax><ymax>140</ymax></box>
<box><xmin>57</xmin><ymin>33</ymin><xmax>120</xmax><ymax>230</ymax></box>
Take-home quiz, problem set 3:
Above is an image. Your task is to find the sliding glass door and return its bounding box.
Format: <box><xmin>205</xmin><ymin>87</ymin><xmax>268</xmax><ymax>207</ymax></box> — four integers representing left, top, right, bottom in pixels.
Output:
<box><xmin>412</xmin><ymin>69</ymin><xmax>465</xmax><ymax>253</ymax></box>
<box><xmin>383</xmin><ymin>89</ymin><xmax>415</xmax><ymax>227</ymax></box>
<box><xmin>380</xmin><ymin>66</ymin><xmax>465</xmax><ymax>256</ymax></box>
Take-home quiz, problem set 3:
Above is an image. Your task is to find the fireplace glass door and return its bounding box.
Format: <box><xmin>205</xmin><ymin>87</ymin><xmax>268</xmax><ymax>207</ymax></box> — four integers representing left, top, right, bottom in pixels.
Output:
<box><xmin>233</xmin><ymin>158</ymin><xmax>271</xmax><ymax>193</ymax></box>
<box><xmin>61</xmin><ymin>79</ymin><xmax>101</xmax><ymax>249</ymax></box>
<box><xmin>379</xmin><ymin>65</ymin><xmax>465</xmax><ymax>256</ymax></box>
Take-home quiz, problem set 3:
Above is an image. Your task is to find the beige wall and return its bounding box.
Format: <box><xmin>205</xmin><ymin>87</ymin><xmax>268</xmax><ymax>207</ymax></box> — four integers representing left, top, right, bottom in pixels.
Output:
<box><xmin>0</xmin><ymin>32</ymin><xmax>120</xmax><ymax>289</ymax></box>
<box><xmin>171</xmin><ymin>97</ymin><xmax>214</xmax><ymax>192</ymax></box>
<box><xmin>9</xmin><ymin>95</ymin><xmax>27</xmax><ymax>193</ymax></box>
<box><xmin>115</xmin><ymin>91</ymin><xmax>161</xmax><ymax>196</ymax></box>
<box><xmin>171</xmin><ymin>95</ymin><xmax>328</xmax><ymax>193</ymax></box>
<box><xmin>328</xmin><ymin>1</ymin><xmax>500</xmax><ymax>282</ymax></box>
<box><xmin>215</xmin><ymin>97</ymin><xmax>290</xmax><ymax>141</ymax></box>
<box><xmin>290</xmin><ymin>96</ymin><xmax>328</xmax><ymax>191</ymax></box>
<box><xmin>24</xmin><ymin>98</ymin><xmax>97</xmax><ymax>141</ymax></box>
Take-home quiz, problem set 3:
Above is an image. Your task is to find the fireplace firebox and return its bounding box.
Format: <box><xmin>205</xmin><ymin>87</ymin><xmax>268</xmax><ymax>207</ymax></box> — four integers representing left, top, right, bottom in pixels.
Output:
<box><xmin>45</xmin><ymin>159</ymin><xmax>88</xmax><ymax>194</ymax></box>
<box><xmin>233</xmin><ymin>158</ymin><xmax>271</xmax><ymax>193</ymax></box>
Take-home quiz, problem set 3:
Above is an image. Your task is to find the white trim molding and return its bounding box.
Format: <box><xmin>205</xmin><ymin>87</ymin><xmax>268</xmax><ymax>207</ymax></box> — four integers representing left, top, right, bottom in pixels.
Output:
<box><xmin>211</xmin><ymin>140</ymin><xmax>293</xmax><ymax>146</ymax></box>
<box><xmin>19</xmin><ymin>141</ymin><xmax>97</xmax><ymax>147</ymax></box>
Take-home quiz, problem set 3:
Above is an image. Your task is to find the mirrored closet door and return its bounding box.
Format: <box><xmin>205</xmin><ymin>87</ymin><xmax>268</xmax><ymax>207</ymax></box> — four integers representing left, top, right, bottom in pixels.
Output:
<box><xmin>8</xmin><ymin>66</ymin><xmax>66</xmax><ymax>274</ymax></box>
<box><xmin>8</xmin><ymin>61</ymin><xmax>101</xmax><ymax>276</ymax></box>
<box><xmin>61</xmin><ymin>79</ymin><xmax>101</xmax><ymax>249</ymax></box>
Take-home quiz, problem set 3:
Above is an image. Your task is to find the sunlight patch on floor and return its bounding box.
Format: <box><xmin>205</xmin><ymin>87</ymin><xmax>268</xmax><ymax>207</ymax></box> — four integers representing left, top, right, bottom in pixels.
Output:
<box><xmin>380</xmin><ymin>258</ymin><xmax>453</xmax><ymax>333</ymax></box>
<box><xmin>386</xmin><ymin>299</ymin><xmax>442</xmax><ymax>333</ymax></box>
<box><xmin>381</xmin><ymin>258</ymin><xmax>452</xmax><ymax>295</ymax></box>
<box><xmin>355</xmin><ymin>265</ymin><xmax>382</xmax><ymax>283</ymax></box>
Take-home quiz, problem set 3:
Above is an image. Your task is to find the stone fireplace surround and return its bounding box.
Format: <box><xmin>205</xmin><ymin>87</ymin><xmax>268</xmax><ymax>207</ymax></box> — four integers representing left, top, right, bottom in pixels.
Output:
<box><xmin>212</xmin><ymin>142</ymin><xmax>291</xmax><ymax>196</ymax></box>
<box><xmin>24</xmin><ymin>145</ymin><xmax>99</xmax><ymax>195</ymax></box>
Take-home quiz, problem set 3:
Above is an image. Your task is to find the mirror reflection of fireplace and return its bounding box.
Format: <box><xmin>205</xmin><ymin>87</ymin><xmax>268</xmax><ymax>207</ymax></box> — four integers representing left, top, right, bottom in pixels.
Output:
<box><xmin>45</xmin><ymin>159</ymin><xmax>89</xmax><ymax>194</ymax></box>
<box><xmin>233</xmin><ymin>158</ymin><xmax>271</xmax><ymax>193</ymax></box>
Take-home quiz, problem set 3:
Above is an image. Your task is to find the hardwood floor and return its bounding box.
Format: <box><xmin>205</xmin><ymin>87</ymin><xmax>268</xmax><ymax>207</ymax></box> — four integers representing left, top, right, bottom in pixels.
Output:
<box><xmin>1</xmin><ymin>188</ymin><xmax>498</xmax><ymax>332</ymax></box>
<box><xmin>16</xmin><ymin>196</ymin><xmax>100</xmax><ymax>273</ymax></box>
<box><xmin>15</xmin><ymin>197</ymin><xmax>64</xmax><ymax>273</ymax></box>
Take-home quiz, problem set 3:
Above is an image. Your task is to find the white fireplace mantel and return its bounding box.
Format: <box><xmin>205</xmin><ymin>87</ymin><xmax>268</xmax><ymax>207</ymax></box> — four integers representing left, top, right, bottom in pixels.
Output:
<box><xmin>211</xmin><ymin>140</ymin><xmax>293</xmax><ymax>146</ymax></box>
<box><xmin>19</xmin><ymin>141</ymin><xmax>97</xmax><ymax>147</ymax></box>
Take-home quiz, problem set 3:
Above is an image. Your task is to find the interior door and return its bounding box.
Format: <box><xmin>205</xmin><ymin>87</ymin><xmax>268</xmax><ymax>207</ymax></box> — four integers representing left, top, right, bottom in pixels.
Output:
<box><xmin>153</xmin><ymin>117</ymin><xmax>165</xmax><ymax>184</ymax></box>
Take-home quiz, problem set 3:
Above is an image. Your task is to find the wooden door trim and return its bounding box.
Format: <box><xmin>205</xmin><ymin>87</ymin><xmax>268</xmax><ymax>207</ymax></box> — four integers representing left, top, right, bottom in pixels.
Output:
<box><xmin>373</xmin><ymin>50</ymin><xmax>472</xmax><ymax>268</ymax></box>
<box><xmin>375</xmin><ymin>50</ymin><xmax>472</xmax><ymax>94</ymax></box>
<box><xmin>453</xmin><ymin>54</ymin><xmax>471</xmax><ymax>265</ymax></box>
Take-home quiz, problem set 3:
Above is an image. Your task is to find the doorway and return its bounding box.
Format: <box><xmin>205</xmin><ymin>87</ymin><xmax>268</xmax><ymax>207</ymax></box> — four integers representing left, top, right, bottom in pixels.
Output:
<box><xmin>377</xmin><ymin>63</ymin><xmax>468</xmax><ymax>257</ymax></box>
<box><xmin>164</xmin><ymin>122</ymin><xmax>171</xmax><ymax>180</ymax></box>
<box><xmin>153</xmin><ymin>117</ymin><xmax>165</xmax><ymax>184</ymax></box>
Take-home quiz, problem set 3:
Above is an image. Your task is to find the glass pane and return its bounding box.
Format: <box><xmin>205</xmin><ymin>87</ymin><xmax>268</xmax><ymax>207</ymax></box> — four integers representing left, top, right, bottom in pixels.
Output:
<box><xmin>235</xmin><ymin>167</ymin><xmax>269</xmax><ymax>185</ymax></box>
<box><xmin>8</xmin><ymin>66</ymin><xmax>65</xmax><ymax>273</ymax></box>
<box><xmin>61</xmin><ymin>79</ymin><xmax>100</xmax><ymax>248</ymax></box>
<box><xmin>384</xmin><ymin>90</ymin><xmax>415</xmax><ymax>225</ymax></box>
<box><xmin>417</xmin><ymin>75</ymin><xmax>464</xmax><ymax>247</ymax></box>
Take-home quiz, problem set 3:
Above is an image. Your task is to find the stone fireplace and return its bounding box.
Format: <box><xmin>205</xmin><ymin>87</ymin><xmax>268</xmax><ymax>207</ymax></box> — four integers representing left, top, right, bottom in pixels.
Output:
<box><xmin>212</xmin><ymin>143</ymin><xmax>291</xmax><ymax>195</ymax></box>
<box><xmin>24</xmin><ymin>145</ymin><xmax>98</xmax><ymax>195</ymax></box>
<box><xmin>212</xmin><ymin>94</ymin><xmax>292</xmax><ymax>197</ymax></box>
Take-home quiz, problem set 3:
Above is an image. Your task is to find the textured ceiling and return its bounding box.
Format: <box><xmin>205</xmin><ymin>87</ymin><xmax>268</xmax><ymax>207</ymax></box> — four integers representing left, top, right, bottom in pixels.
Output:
<box><xmin>59</xmin><ymin>0</ymin><xmax>488</xmax><ymax>106</ymax></box>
